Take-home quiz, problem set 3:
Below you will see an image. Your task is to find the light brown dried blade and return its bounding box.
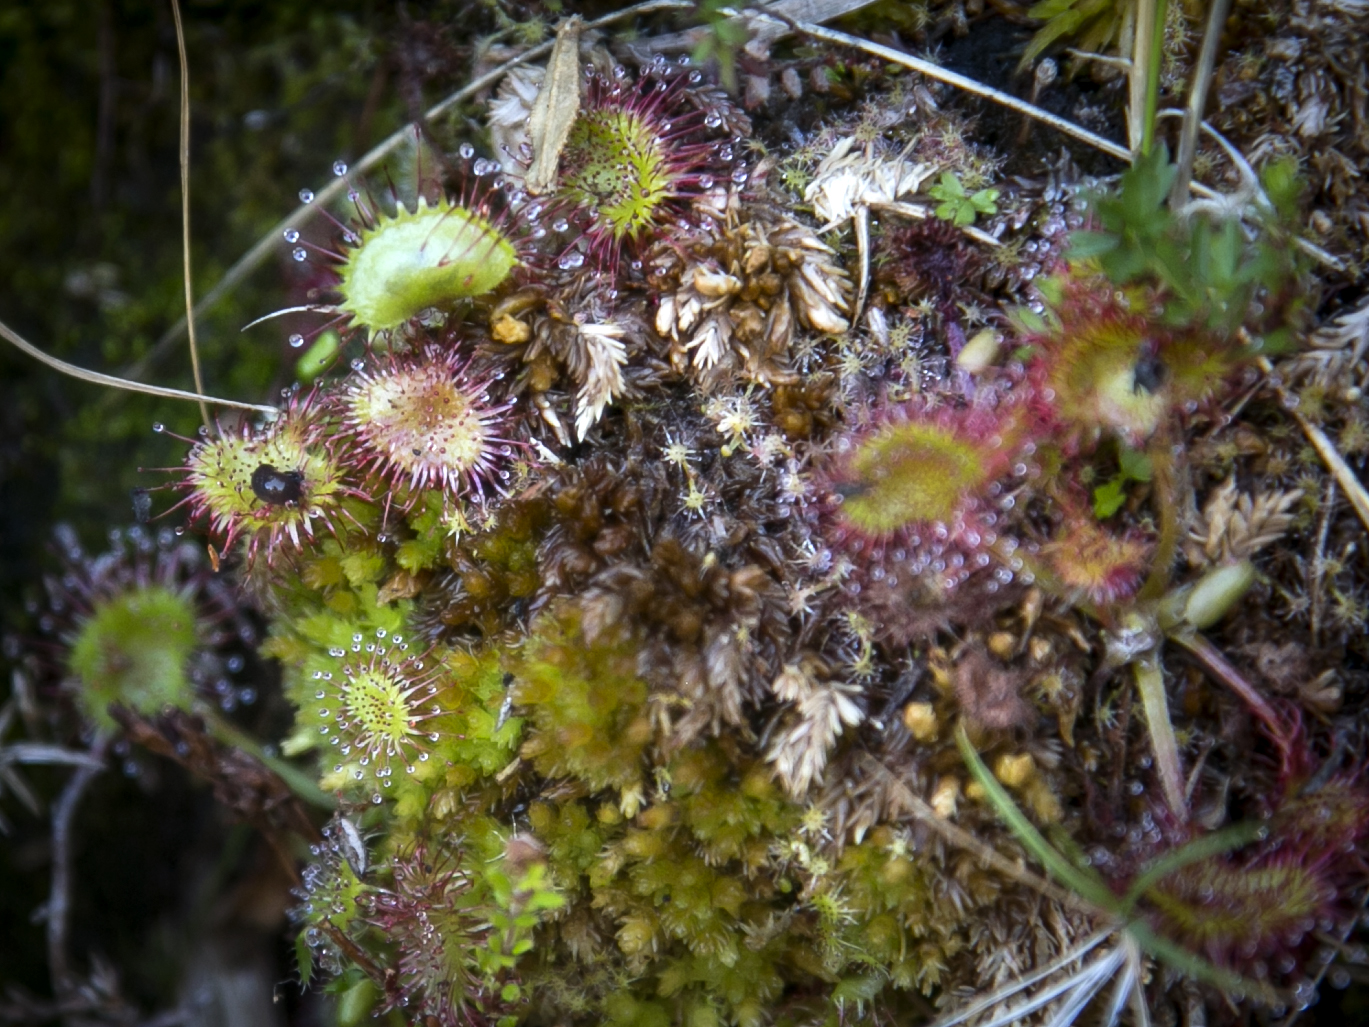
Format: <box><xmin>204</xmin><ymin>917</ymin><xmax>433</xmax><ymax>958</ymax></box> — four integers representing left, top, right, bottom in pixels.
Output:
<box><xmin>526</xmin><ymin>15</ymin><xmax>583</xmax><ymax>195</ymax></box>
<box><xmin>1295</xmin><ymin>409</ymin><xmax>1369</xmax><ymax>535</ymax></box>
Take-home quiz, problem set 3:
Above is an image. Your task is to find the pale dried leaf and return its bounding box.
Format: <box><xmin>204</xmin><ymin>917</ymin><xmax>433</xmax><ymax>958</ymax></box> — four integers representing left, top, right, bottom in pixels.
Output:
<box><xmin>1196</xmin><ymin>478</ymin><xmax>1239</xmax><ymax>562</ymax></box>
<box><xmin>526</xmin><ymin>16</ymin><xmax>582</xmax><ymax>194</ymax></box>
<box><xmin>489</xmin><ymin>65</ymin><xmax>542</xmax><ymax>128</ymax></box>
<box><xmin>1295</xmin><ymin>410</ymin><xmax>1369</xmax><ymax>536</ymax></box>
<box><xmin>1279</xmin><ymin>295</ymin><xmax>1369</xmax><ymax>388</ymax></box>
<box><xmin>688</xmin><ymin>313</ymin><xmax>732</xmax><ymax>371</ymax></box>
<box><xmin>573</xmin><ymin>323</ymin><xmax>628</xmax><ymax>441</ymax></box>
<box><xmin>702</xmin><ymin>625</ymin><xmax>745</xmax><ymax>728</ymax></box>
<box><xmin>766</xmin><ymin>676</ymin><xmax>863</xmax><ymax>797</ymax></box>
<box><xmin>804</xmin><ymin>134</ymin><xmax>935</xmax><ymax>228</ymax></box>
<box><xmin>1191</xmin><ymin>479</ymin><xmax>1303</xmax><ymax>564</ymax></box>
<box><xmin>1227</xmin><ymin>489</ymin><xmax>1304</xmax><ymax>561</ymax></box>
<box><xmin>654</xmin><ymin>293</ymin><xmax>677</xmax><ymax>338</ymax></box>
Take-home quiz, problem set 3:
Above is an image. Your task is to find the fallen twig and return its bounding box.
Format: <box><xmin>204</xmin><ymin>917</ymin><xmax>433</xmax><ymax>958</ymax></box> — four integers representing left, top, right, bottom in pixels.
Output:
<box><xmin>0</xmin><ymin>317</ymin><xmax>279</xmax><ymax>415</ymax></box>
<box><xmin>46</xmin><ymin>739</ymin><xmax>108</xmax><ymax>1003</ymax></box>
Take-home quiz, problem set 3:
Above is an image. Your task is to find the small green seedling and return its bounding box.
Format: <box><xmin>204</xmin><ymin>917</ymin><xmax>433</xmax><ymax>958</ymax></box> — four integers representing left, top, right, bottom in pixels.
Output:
<box><xmin>1092</xmin><ymin>444</ymin><xmax>1153</xmax><ymax>518</ymax></box>
<box><xmin>930</xmin><ymin>172</ymin><xmax>1000</xmax><ymax>227</ymax></box>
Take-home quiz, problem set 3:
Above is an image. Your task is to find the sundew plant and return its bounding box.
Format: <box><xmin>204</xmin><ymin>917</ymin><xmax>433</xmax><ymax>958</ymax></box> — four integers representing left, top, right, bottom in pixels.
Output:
<box><xmin>3</xmin><ymin>3</ymin><xmax>1369</xmax><ymax>1027</ymax></box>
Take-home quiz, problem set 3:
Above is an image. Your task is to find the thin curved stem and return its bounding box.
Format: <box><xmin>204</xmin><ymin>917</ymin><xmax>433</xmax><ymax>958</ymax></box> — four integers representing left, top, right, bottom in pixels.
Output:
<box><xmin>1137</xmin><ymin>436</ymin><xmax>1179</xmax><ymax>603</ymax></box>
<box><xmin>170</xmin><ymin>0</ymin><xmax>210</xmax><ymax>431</ymax></box>
<box><xmin>1169</xmin><ymin>0</ymin><xmax>1232</xmax><ymax>207</ymax></box>
<box><xmin>125</xmin><ymin>0</ymin><xmax>695</xmax><ymax>382</ymax></box>
<box><xmin>200</xmin><ymin>708</ymin><xmax>336</xmax><ymax>812</ymax></box>
<box><xmin>1139</xmin><ymin>0</ymin><xmax>1168</xmax><ymax>157</ymax></box>
<box><xmin>0</xmin><ymin>316</ymin><xmax>279</xmax><ymax>415</ymax></box>
<box><xmin>47</xmin><ymin>739</ymin><xmax>108</xmax><ymax>1001</ymax></box>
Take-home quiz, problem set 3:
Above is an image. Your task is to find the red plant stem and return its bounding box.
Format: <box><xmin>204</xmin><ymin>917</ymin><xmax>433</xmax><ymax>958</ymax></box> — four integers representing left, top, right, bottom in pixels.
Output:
<box><xmin>1170</xmin><ymin>631</ymin><xmax>1293</xmax><ymax>752</ymax></box>
<box><xmin>1138</xmin><ymin>437</ymin><xmax>1180</xmax><ymax>603</ymax></box>
<box><xmin>320</xmin><ymin>919</ymin><xmax>388</xmax><ymax>987</ymax></box>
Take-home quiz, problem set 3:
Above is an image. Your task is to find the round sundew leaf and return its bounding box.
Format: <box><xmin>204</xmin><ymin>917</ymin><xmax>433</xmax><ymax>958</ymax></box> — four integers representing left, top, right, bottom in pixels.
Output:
<box><xmin>339</xmin><ymin>345</ymin><xmax>512</xmax><ymax>506</ymax></box>
<box><xmin>338</xmin><ymin>197</ymin><xmax>518</xmax><ymax>333</ymax></box>
<box><xmin>184</xmin><ymin>415</ymin><xmax>352</xmax><ymax>561</ymax></box>
<box><xmin>839</xmin><ymin>422</ymin><xmax>989</xmax><ymax>535</ymax></box>
<box><xmin>563</xmin><ymin>109</ymin><xmax>676</xmax><ymax>242</ymax></box>
<box><xmin>68</xmin><ymin>584</ymin><xmax>199</xmax><ymax>729</ymax></box>
<box><xmin>1046</xmin><ymin>319</ymin><xmax>1167</xmax><ymax>440</ymax></box>
<box><xmin>349</xmin><ymin>371</ymin><xmax>491</xmax><ymax>483</ymax></box>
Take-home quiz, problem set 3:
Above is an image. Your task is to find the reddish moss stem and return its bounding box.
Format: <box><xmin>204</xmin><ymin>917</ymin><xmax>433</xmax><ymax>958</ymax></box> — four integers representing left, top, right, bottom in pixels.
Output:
<box><xmin>1169</xmin><ymin>631</ymin><xmax>1294</xmax><ymax>758</ymax></box>
<box><xmin>1138</xmin><ymin>437</ymin><xmax>1180</xmax><ymax>603</ymax></box>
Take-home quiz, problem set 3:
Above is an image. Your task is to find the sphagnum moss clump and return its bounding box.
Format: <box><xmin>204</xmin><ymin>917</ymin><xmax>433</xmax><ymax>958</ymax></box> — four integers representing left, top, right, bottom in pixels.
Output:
<box><xmin>28</xmin><ymin>31</ymin><xmax>1368</xmax><ymax>1027</ymax></box>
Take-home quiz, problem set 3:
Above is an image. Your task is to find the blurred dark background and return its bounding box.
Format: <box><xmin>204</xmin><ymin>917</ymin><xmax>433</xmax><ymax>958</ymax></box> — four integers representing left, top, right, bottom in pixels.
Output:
<box><xmin>0</xmin><ymin>0</ymin><xmax>519</xmax><ymax>1016</ymax></box>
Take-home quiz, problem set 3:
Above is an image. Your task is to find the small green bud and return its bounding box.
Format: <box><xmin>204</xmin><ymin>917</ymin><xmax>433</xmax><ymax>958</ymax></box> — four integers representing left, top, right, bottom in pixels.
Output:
<box><xmin>1183</xmin><ymin>561</ymin><xmax>1256</xmax><ymax>630</ymax></box>
<box><xmin>335</xmin><ymin>977</ymin><xmax>379</xmax><ymax>1027</ymax></box>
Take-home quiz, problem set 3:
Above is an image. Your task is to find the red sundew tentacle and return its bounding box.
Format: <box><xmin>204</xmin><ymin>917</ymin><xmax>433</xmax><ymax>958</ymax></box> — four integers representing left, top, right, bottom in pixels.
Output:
<box><xmin>168</xmin><ymin>389</ymin><xmax>363</xmax><ymax>568</ymax></box>
<box><xmin>334</xmin><ymin>341</ymin><xmax>524</xmax><ymax>514</ymax></box>
<box><xmin>552</xmin><ymin>63</ymin><xmax>742</xmax><ymax>270</ymax></box>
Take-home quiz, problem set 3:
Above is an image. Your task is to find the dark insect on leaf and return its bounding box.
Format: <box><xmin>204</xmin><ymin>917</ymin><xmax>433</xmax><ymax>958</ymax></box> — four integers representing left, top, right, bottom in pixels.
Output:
<box><xmin>250</xmin><ymin>464</ymin><xmax>305</xmax><ymax>505</ymax></box>
<box><xmin>1132</xmin><ymin>351</ymin><xmax>1168</xmax><ymax>395</ymax></box>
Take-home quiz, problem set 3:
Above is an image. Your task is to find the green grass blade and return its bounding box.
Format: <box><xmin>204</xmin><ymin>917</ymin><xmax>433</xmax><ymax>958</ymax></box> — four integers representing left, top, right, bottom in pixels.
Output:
<box><xmin>955</xmin><ymin>723</ymin><xmax>1115</xmax><ymax>909</ymax></box>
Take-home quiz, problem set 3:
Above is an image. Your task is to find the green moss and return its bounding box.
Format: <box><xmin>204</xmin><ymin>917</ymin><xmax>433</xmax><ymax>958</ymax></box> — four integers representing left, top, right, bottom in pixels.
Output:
<box><xmin>513</xmin><ymin>600</ymin><xmax>654</xmax><ymax>797</ymax></box>
<box><xmin>671</xmin><ymin>745</ymin><xmax>797</xmax><ymax>866</ymax></box>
